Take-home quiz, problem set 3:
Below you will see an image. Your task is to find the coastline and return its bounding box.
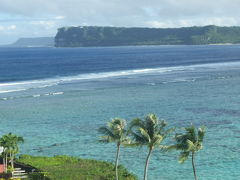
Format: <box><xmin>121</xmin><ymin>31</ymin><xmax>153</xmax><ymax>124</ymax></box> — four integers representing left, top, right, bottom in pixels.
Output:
<box><xmin>1</xmin><ymin>43</ymin><xmax>240</xmax><ymax>49</ymax></box>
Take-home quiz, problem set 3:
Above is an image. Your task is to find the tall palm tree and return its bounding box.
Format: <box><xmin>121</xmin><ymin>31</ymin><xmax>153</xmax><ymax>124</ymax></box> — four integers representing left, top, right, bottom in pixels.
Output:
<box><xmin>0</xmin><ymin>133</ymin><xmax>24</xmax><ymax>171</ymax></box>
<box><xmin>98</xmin><ymin>118</ymin><xmax>130</xmax><ymax>180</ymax></box>
<box><xmin>7</xmin><ymin>133</ymin><xmax>24</xmax><ymax>169</ymax></box>
<box><xmin>129</xmin><ymin>114</ymin><xmax>174</xmax><ymax>180</ymax></box>
<box><xmin>170</xmin><ymin>125</ymin><xmax>205</xmax><ymax>180</ymax></box>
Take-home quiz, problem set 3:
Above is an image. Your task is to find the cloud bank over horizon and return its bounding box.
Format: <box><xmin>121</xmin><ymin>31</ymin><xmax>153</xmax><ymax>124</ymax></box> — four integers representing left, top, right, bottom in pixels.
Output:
<box><xmin>0</xmin><ymin>0</ymin><xmax>240</xmax><ymax>44</ymax></box>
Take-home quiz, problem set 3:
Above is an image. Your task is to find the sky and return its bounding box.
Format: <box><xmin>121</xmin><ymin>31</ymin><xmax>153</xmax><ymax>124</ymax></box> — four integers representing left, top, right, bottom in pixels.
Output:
<box><xmin>0</xmin><ymin>0</ymin><xmax>240</xmax><ymax>44</ymax></box>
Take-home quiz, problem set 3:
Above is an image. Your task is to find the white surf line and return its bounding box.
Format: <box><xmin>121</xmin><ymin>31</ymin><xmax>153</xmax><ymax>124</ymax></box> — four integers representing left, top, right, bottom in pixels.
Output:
<box><xmin>0</xmin><ymin>89</ymin><xmax>27</xmax><ymax>93</ymax></box>
<box><xmin>1</xmin><ymin>60</ymin><xmax>240</xmax><ymax>95</ymax></box>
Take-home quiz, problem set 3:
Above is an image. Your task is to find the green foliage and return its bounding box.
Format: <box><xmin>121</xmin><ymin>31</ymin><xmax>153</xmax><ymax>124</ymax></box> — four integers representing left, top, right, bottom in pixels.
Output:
<box><xmin>129</xmin><ymin>114</ymin><xmax>174</xmax><ymax>180</ymax></box>
<box><xmin>27</xmin><ymin>172</ymin><xmax>48</xmax><ymax>180</ymax></box>
<box><xmin>170</xmin><ymin>125</ymin><xmax>206</xmax><ymax>163</ymax></box>
<box><xmin>168</xmin><ymin>125</ymin><xmax>206</xmax><ymax>180</ymax></box>
<box><xmin>0</xmin><ymin>133</ymin><xmax>24</xmax><ymax>171</ymax></box>
<box><xmin>98</xmin><ymin>118</ymin><xmax>130</xmax><ymax>144</ymax></box>
<box><xmin>129</xmin><ymin>114</ymin><xmax>174</xmax><ymax>149</ymax></box>
<box><xmin>55</xmin><ymin>25</ymin><xmax>240</xmax><ymax>47</ymax></box>
<box><xmin>0</xmin><ymin>133</ymin><xmax>24</xmax><ymax>152</ymax></box>
<box><xmin>18</xmin><ymin>155</ymin><xmax>137</xmax><ymax>180</ymax></box>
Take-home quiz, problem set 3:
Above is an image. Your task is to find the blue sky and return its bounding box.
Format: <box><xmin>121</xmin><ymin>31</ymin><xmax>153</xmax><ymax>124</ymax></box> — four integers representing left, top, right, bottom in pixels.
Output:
<box><xmin>0</xmin><ymin>0</ymin><xmax>240</xmax><ymax>44</ymax></box>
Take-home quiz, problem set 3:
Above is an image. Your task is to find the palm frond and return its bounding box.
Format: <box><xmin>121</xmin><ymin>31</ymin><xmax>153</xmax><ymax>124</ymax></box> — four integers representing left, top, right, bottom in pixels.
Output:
<box><xmin>111</xmin><ymin>118</ymin><xmax>126</xmax><ymax>127</ymax></box>
<box><xmin>129</xmin><ymin>118</ymin><xmax>145</xmax><ymax>130</ymax></box>
<box><xmin>129</xmin><ymin>114</ymin><xmax>173</xmax><ymax>150</ymax></box>
<box><xmin>98</xmin><ymin>136</ymin><xmax>115</xmax><ymax>143</ymax></box>
<box><xmin>171</xmin><ymin>124</ymin><xmax>206</xmax><ymax>165</ymax></box>
<box><xmin>198</xmin><ymin>126</ymin><xmax>205</xmax><ymax>143</ymax></box>
<box><xmin>186</xmin><ymin>139</ymin><xmax>195</xmax><ymax>152</ymax></box>
<box><xmin>185</xmin><ymin>125</ymin><xmax>197</xmax><ymax>143</ymax></box>
<box><xmin>121</xmin><ymin>137</ymin><xmax>132</xmax><ymax>145</ymax></box>
<box><xmin>98</xmin><ymin>118</ymin><xmax>129</xmax><ymax>145</ymax></box>
<box><xmin>196</xmin><ymin>142</ymin><xmax>203</xmax><ymax>151</ymax></box>
<box><xmin>145</xmin><ymin>114</ymin><xmax>158</xmax><ymax>138</ymax></box>
<box><xmin>175</xmin><ymin>133</ymin><xmax>189</xmax><ymax>148</ymax></box>
<box><xmin>138</xmin><ymin>128</ymin><xmax>151</xmax><ymax>142</ymax></box>
<box><xmin>150</xmin><ymin>134</ymin><xmax>163</xmax><ymax>147</ymax></box>
<box><xmin>168</xmin><ymin>143</ymin><xmax>188</xmax><ymax>151</ymax></box>
<box><xmin>98</xmin><ymin>127</ymin><xmax>115</xmax><ymax>138</ymax></box>
<box><xmin>178</xmin><ymin>151</ymin><xmax>190</xmax><ymax>163</ymax></box>
<box><xmin>131</xmin><ymin>131</ymin><xmax>148</xmax><ymax>144</ymax></box>
<box><xmin>165</xmin><ymin>144</ymin><xmax>178</xmax><ymax>152</ymax></box>
<box><xmin>159</xmin><ymin>145</ymin><xmax>171</xmax><ymax>152</ymax></box>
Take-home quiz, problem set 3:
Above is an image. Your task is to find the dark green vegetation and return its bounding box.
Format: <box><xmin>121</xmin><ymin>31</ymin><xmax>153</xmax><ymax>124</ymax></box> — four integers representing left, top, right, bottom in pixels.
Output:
<box><xmin>55</xmin><ymin>25</ymin><xmax>240</xmax><ymax>47</ymax></box>
<box><xmin>18</xmin><ymin>155</ymin><xmax>137</xmax><ymax>180</ymax></box>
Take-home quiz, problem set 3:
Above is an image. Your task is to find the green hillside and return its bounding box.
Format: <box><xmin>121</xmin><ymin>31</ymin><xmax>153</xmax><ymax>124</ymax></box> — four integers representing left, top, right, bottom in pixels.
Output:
<box><xmin>18</xmin><ymin>155</ymin><xmax>137</xmax><ymax>180</ymax></box>
<box><xmin>55</xmin><ymin>25</ymin><xmax>240</xmax><ymax>47</ymax></box>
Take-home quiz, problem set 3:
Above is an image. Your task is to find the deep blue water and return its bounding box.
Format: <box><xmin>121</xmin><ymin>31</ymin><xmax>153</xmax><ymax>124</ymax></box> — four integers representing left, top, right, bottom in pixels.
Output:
<box><xmin>1</xmin><ymin>45</ymin><xmax>240</xmax><ymax>82</ymax></box>
<box><xmin>0</xmin><ymin>45</ymin><xmax>240</xmax><ymax>179</ymax></box>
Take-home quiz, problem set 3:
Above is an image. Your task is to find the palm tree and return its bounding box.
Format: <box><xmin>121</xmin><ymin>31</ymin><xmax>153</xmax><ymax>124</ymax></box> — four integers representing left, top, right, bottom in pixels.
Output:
<box><xmin>170</xmin><ymin>125</ymin><xmax>205</xmax><ymax>180</ymax></box>
<box><xmin>129</xmin><ymin>114</ymin><xmax>174</xmax><ymax>180</ymax></box>
<box><xmin>98</xmin><ymin>118</ymin><xmax>130</xmax><ymax>180</ymax></box>
<box><xmin>7</xmin><ymin>133</ymin><xmax>24</xmax><ymax>169</ymax></box>
<box><xmin>0</xmin><ymin>135</ymin><xmax>10</xmax><ymax>173</ymax></box>
<box><xmin>0</xmin><ymin>133</ymin><xmax>24</xmax><ymax>171</ymax></box>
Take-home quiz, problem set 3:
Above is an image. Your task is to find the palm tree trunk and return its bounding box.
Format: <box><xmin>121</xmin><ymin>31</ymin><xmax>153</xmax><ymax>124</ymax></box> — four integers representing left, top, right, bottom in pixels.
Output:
<box><xmin>115</xmin><ymin>142</ymin><xmax>120</xmax><ymax>180</ymax></box>
<box><xmin>3</xmin><ymin>155</ymin><xmax>6</xmax><ymax>173</ymax></box>
<box><xmin>9</xmin><ymin>151</ymin><xmax>11</xmax><ymax>168</ymax></box>
<box><xmin>144</xmin><ymin>147</ymin><xmax>153</xmax><ymax>180</ymax></box>
<box><xmin>5</xmin><ymin>153</ymin><xmax>8</xmax><ymax>173</ymax></box>
<box><xmin>11</xmin><ymin>152</ymin><xmax>14</xmax><ymax>169</ymax></box>
<box><xmin>192</xmin><ymin>152</ymin><xmax>197</xmax><ymax>180</ymax></box>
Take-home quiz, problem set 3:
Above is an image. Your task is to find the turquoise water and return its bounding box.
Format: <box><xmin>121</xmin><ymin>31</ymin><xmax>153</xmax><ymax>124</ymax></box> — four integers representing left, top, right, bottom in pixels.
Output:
<box><xmin>0</xmin><ymin>46</ymin><xmax>240</xmax><ymax>179</ymax></box>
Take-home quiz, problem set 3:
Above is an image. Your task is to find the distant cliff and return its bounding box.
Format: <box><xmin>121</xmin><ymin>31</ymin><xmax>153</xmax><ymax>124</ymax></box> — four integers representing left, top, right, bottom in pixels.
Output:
<box><xmin>11</xmin><ymin>37</ymin><xmax>54</xmax><ymax>47</ymax></box>
<box><xmin>55</xmin><ymin>25</ymin><xmax>240</xmax><ymax>47</ymax></box>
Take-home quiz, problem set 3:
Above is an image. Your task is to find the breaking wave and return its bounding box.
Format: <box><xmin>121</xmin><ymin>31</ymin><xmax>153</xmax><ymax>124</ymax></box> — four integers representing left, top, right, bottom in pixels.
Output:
<box><xmin>0</xmin><ymin>61</ymin><xmax>240</xmax><ymax>94</ymax></box>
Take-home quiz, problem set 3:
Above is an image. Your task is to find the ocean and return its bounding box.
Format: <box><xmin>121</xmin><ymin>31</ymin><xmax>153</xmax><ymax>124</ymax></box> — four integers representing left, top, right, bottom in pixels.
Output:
<box><xmin>0</xmin><ymin>45</ymin><xmax>240</xmax><ymax>179</ymax></box>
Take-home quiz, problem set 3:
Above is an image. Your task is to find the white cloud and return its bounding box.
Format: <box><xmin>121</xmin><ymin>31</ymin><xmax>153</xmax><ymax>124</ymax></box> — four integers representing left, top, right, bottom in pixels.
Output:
<box><xmin>30</xmin><ymin>20</ymin><xmax>55</xmax><ymax>26</ymax></box>
<box><xmin>8</xmin><ymin>25</ymin><xmax>16</xmax><ymax>30</ymax></box>
<box><xmin>0</xmin><ymin>0</ymin><xmax>240</xmax><ymax>28</ymax></box>
<box><xmin>55</xmin><ymin>16</ymin><xmax>65</xmax><ymax>20</ymax></box>
<box><xmin>0</xmin><ymin>25</ymin><xmax>17</xmax><ymax>31</ymax></box>
<box><xmin>29</xmin><ymin>20</ymin><xmax>56</xmax><ymax>30</ymax></box>
<box><xmin>146</xmin><ymin>21</ymin><xmax>176</xmax><ymax>28</ymax></box>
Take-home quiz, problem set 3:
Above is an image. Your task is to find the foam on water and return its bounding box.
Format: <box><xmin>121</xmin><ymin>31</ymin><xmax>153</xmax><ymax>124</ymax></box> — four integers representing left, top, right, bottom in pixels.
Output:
<box><xmin>1</xmin><ymin>61</ymin><xmax>240</xmax><ymax>95</ymax></box>
<box><xmin>0</xmin><ymin>89</ymin><xmax>28</xmax><ymax>94</ymax></box>
<box><xmin>52</xmin><ymin>92</ymin><xmax>64</xmax><ymax>95</ymax></box>
<box><xmin>32</xmin><ymin>94</ymin><xmax>41</xmax><ymax>98</ymax></box>
<box><xmin>0</xmin><ymin>91</ymin><xmax>65</xmax><ymax>101</ymax></box>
